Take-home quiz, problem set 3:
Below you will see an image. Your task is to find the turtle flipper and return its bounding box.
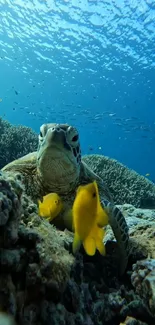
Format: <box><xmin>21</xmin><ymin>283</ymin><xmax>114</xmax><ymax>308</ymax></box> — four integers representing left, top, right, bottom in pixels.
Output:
<box><xmin>102</xmin><ymin>199</ymin><xmax>129</xmax><ymax>275</ymax></box>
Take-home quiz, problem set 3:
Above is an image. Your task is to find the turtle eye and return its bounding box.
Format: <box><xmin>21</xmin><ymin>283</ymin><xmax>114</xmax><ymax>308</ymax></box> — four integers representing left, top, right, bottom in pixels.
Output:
<box><xmin>72</xmin><ymin>134</ymin><xmax>78</xmax><ymax>142</ymax></box>
<box><xmin>40</xmin><ymin>131</ymin><xmax>43</xmax><ymax>137</ymax></box>
<box><xmin>67</xmin><ymin>126</ymin><xmax>79</xmax><ymax>146</ymax></box>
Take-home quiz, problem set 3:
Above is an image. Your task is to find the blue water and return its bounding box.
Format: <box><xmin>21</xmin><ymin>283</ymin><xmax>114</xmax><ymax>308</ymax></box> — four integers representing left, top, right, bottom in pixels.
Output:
<box><xmin>0</xmin><ymin>0</ymin><xmax>155</xmax><ymax>180</ymax></box>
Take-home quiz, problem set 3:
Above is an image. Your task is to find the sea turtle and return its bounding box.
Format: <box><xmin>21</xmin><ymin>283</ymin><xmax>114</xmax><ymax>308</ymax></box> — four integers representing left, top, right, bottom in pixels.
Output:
<box><xmin>2</xmin><ymin>123</ymin><xmax>129</xmax><ymax>274</ymax></box>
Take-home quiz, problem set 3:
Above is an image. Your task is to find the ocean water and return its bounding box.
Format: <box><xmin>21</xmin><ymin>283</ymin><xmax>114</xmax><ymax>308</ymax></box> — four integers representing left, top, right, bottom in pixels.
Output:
<box><xmin>0</xmin><ymin>0</ymin><xmax>155</xmax><ymax>180</ymax></box>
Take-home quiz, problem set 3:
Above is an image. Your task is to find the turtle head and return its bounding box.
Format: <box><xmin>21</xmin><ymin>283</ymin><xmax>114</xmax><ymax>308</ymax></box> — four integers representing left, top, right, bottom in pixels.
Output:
<box><xmin>37</xmin><ymin>123</ymin><xmax>81</xmax><ymax>193</ymax></box>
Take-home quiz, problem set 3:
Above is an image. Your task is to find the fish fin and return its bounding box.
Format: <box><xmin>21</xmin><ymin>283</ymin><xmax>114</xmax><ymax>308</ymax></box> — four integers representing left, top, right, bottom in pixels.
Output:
<box><xmin>97</xmin><ymin>227</ymin><xmax>105</xmax><ymax>239</ymax></box>
<box><xmin>38</xmin><ymin>206</ymin><xmax>46</xmax><ymax>218</ymax></box>
<box><xmin>38</xmin><ymin>200</ymin><xmax>42</xmax><ymax>211</ymax></box>
<box><xmin>93</xmin><ymin>181</ymin><xmax>109</xmax><ymax>227</ymax></box>
<box><xmin>43</xmin><ymin>212</ymin><xmax>52</xmax><ymax>221</ymax></box>
<box><xmin>83</xmin><ymin>236</ymin><xmax>96</xmax><ymax>256</ymax></box>
<box><xmin>46</xmin><ymin>216</ymin><xmax>52</xmax><ymax>222</ymax></box>
<box><xmin>48</xmin><ymin>213</ymin><xmax>56</xmax><ymax>222</ymax></box>
<box><xmin>94</xmin><ymin>227</ymin><xmax>106</xmax><ymax>255</ymax></box>
<box><xmin>76</xmin><ymin>185</ymin><xmax>82</xmax><ymax>194</ymax></box>
<box><xmin>97</xmin><ymin>207</ymin><xmax>109</xmax><ymax>227</ymax></box>
<box><xmin>72</xmin><ymin>232</ymin><xmax>81</xmax><ymax>254</ymax></box>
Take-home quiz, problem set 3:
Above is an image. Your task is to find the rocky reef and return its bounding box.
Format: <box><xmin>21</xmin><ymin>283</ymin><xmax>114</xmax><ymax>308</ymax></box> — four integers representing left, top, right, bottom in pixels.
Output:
<box><xmin>0</xmin><ymin>171</ymin><xmax>155</xmax><ymax>325</ymax></box>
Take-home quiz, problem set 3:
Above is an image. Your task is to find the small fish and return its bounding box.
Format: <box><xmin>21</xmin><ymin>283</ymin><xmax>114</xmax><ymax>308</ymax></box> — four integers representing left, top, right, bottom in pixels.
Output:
<box><xmin>38</xmin><ymin>193</ymin><xmax>63</xmax><ymax>222</ymax></box>
<box><xmin>145</xmin><ymin>173</ymin><xmax>150</xmax><ymax>177</ymax></box>
<box><xmin>109</xmin><ymin>113</ymin><xmax>116</xmax><ymax>117</ymax></box>
<box><xmin>72</xmin><ymin>181</ymin><xmax>109</xmax><ymax>256</ymax></box>
<box><xmin>0</xmin><ymin>98</ymin><xmax>2</xmax><ymax>102</ymax></box>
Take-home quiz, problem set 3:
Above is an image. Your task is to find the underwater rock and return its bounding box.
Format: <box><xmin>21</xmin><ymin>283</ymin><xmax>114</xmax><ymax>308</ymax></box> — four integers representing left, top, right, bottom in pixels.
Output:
<box><xmin>0</xmin><ymin>171</ymin><xmax>74</xmax><ymax>323</ymax></box>
<box><xmin>131</xmin><ymin>259</ymin><xmax>155</xmax><ymax>317</ymax></box>
<box><xmin>0</xmin><ymin>172</ymin><xmax>23</xmax><ymax>247</ymax></box>
<box><xmin>119</xmin><ymin>204</ymin><xmax>155</xmax><ymax>262</ymax></box>
<box><xmin>0</xmin><ymin>171</ymin><xmax>155</xmax><ymax>325</ymax></box>
<box><xmin>104</xmin><ymin>204</ymin><xmax>155</xmax><ymax>264</ymax></box>
<box><xmin>83</xmin><ymin>154</ymin><xmax>155</xmax><ymax>208</ymax></box>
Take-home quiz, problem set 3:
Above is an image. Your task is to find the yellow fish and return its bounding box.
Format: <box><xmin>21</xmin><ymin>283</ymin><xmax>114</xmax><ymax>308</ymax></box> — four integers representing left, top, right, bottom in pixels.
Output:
<box><xmin>72</xmin><ymin>181</ymin><xmax>109</xmax><ymax>256</ymax></box>
<box><xmin>38</xmin><ymin>193</ymin><xmax>63</xmax><ymax>222</ymax></box>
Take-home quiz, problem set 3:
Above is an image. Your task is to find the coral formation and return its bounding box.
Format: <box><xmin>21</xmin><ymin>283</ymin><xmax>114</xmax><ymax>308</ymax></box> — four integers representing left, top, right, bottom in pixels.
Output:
<box><xmin>120</xmin><ymin>204</ymin><xmax>155</xmax><ymax>262</ymax></box>
<box><xmin>0</xmin><ymin>172</ymin><xmax>74</xmax><ymax>324</ymax></box>
<box><xmin>0</xmin><ymin>117</ymin><xmax>38</xmax><ymax>169</ymax></box>
<box><xmin>0</xmin><ymin>171</ymin><xmax>155</xmax><ymax>325</ymax></box>
<box><xmin>103</xmin><ymin>204</ymin><xmax>155</xmax><ymax>264</ymax></box>
<box><xmin>131</xmin><ymin>259</ymin><xmax>155</xmax><ymax>317</ymax></box>
<box><xmin>83</xmin><ymin>154</ymin><xmax>155</xmax><ymax>208</ymax></box>
<box><xmin>0</xmin><ymin>172</ymin><xmax>23</xmax><ymax>247</ymax></box>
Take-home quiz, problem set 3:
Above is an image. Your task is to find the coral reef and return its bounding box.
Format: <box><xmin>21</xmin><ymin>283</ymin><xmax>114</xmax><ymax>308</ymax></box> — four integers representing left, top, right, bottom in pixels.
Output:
<box><xmin>0</xmin><ymin>119</ymin><xmax>155</xmax><ymax>324</ymax></box>
<box><xmin>83</xmin><ymin>154</ymin><xmax>155</xmax><ymax>208</ymax></box>
<box><xmin>131</xmin><ymin>259</ymin><xmax>155</xmax><ymax>317</ymax></box>
<box><xmin>0</xmin><ymin>172</ymin><xmax>23</xmax><ymax>247</ymax></box>
<box><xmin>104</xmin><ymin>204</ymin><xmax>155</xmax><ymax>263</ymax></box>
<box><xmin>0</xmin><ymin>117</ymin><xmax>38</xmax><ymax>169</ymax></box>
<box><xmin>0</xmin><ymin>172</ymin><xmax>74</xmax><ymax>324</ymax></box>
<box><xmin>120</xmin><ymin>204</ymin><xmax>155</xmax><ymax>261</ymax></box>
<box><xmin>0</xmin><ymin>172</ymin><xmax>155</xmax><ymax>325</ymax></box>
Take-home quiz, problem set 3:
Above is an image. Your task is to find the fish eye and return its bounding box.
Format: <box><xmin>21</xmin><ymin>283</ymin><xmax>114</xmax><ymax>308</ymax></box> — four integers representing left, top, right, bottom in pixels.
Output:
<box><xmin>92</xmin><ymin>192</ymin><xmax>96</xmax><ymax>198</ymax></box>
<box><xmin>55</xmin><ymin>200</ymin><xmax>58</xmax><ymax>204</ymax></box>
<box><xmin>72</xmin><ymin>134</ymin><xmax>78</xmax><ymax>142</ymax></box>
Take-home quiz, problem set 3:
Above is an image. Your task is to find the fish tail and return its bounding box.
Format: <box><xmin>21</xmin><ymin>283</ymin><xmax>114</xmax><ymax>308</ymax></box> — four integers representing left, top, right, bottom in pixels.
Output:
<box><xmin>83</xmin><ymin>236</ymin><xmax>96</xmax><ymax>256</ymax></box>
